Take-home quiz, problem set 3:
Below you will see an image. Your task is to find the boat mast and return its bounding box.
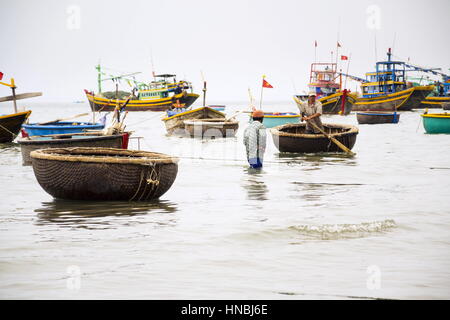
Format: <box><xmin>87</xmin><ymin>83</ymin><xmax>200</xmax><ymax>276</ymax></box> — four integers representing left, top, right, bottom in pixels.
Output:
<box><xmin>96</xmin><ymin>63</ymin><xmax>102</xmax><ymax>93</ymax></box>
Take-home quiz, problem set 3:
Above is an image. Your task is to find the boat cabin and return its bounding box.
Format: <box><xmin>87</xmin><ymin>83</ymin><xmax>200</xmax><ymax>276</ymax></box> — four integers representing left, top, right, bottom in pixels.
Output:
<box><xmin>361</xmin><ymin>48</ymin><xmax>408</xmax><ymax>98</ymax></box>
<box><xmin>308</xmin><ymin>63</ymin><xmax>341</xmax><ymax>98</ymax></box>
<box><xmin>137</xmin><ymin>74</ymin><xmax>193</xmax><ymax>101</ymax></box>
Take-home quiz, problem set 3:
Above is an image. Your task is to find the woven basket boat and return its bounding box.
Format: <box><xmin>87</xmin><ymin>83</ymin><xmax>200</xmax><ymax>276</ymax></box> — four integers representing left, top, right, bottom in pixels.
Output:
<box><xmin>31</xmin><ymin>147</ymin><xmax>179</xmax><ymax>201</ymax></box>
<box><xmin>18</xmin><ymin>132</ymin><xmax>129</xmax><ymax>166</ymax></box>
<box><xmin>271</xmin><ymin>123</ymin><xmax>358</xmax><ymax>153</ymax></box>
<box><xmin>183</xmin><ymin>118</ymin><xmax>239</xmax><ymax>138</ymax></box>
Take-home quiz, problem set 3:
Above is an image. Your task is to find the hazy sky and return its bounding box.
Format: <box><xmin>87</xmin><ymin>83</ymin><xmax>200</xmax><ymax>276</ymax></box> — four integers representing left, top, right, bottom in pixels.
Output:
<box><xmin>1</xmin><ymin>0</ymin><xmax>449</xmax><ymax>103</ymax></box>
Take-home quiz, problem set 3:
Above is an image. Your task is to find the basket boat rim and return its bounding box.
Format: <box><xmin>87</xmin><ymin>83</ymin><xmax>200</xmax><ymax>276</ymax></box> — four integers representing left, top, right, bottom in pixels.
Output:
<box><xmin>270</xmin><ymin>123</ymin><xmax>359</xmax><ymax>138</ymax></box>
<box><xmin>30</xmin><ymin>147</ymin><xmax>179</xmax><ymax>165</ymax></box>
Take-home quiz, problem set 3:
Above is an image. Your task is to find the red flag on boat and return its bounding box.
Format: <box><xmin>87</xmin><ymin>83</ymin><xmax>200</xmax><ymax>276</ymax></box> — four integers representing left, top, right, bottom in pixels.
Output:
<box><xmin>341</xmin><ymin>55</ymin><xmax>348</xmax><ymax>60</ymax></box>
<box><xmin>262</xmin><ymin>79</ymin><xmax>273</xmax><ymax>88</ymax></box>
<box><xmin>0</xmin><ymin>71</ymin><xmax>3</xmax><ymax>80</ymax></box>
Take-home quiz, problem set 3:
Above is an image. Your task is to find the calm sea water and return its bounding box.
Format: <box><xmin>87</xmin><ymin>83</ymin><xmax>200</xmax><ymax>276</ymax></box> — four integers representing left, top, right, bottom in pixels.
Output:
<box><xmin>1</xmin><ymin>101</ymin><xmax>449</xmax><ymax>299</ymax></box>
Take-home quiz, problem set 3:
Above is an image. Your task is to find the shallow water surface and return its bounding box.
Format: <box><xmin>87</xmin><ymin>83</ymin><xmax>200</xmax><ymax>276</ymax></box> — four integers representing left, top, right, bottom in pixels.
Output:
<box><xmin>0</xmin><ymin>102</ymin><xmax>449</xmax><ymax>299</ymax></box>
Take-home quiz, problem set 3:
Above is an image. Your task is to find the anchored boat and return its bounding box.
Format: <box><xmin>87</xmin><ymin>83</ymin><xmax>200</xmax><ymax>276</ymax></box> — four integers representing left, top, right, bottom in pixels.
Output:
<box><xmin>356</xmin><ymin>111</ymin><xmax>400</xmax><ymax>124</ymax></box>
<box><xmin>85</xmin><ymin>64</ymin><xmax>199</xmax><ymax>112</ymax></box>
<box><xmin>350</xmin><ymin>48</ymin><xmax>434</xmax><ymax>111</ymax></box>
<box><xmin>294</xmin><ymin>62</ymin><xmax>356</xmax><ymax>115</ymax></box>
<box><xmin>18</xmin><ymin>132</ymin><xmax>130</xmax><ymax>165</ymax></box>
<box><xmin>22</xmin><ymin>121</ymin><xmax>104</xmax><ymax>136</ymax></box>
<box><xmin>421</xmin><ymin>113</ymin><xmax>450</xmax><ymax>134</ymax></box>
<box><xmin>421</xmin><ymin>76</ymin><xmax>450</xmax><ymax>109</ymax></box>
<box><xmin>162</xmin><ymin>106</ymin><xmax>225</xmax><ymax>134</ymax></box>
<box><xmin>184</xmin><ymin>118</ymin><xmax>239</xmax><ymax>138</ymax></box>
<box><xmin>271</xmin><ymin>123</ymin><xmax>358</xmax><ymax>153</ymax></box>
<box><xmin>0</xmin><ymin>110</ymin><xmax>32</xmax><ymax>143</ymax></box>
<box><xmin>31</xmin><ymin>147</ymin><xmax>179</xmax><ymax>201</ymax></box>
<box><xmin>0</xmin><ymin>76</ymin><xmax>40</xmax><ymax>143</ymax></box>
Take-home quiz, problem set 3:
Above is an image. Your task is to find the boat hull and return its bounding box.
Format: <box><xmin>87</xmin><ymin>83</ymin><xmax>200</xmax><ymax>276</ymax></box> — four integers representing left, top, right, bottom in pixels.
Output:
<box><xmin>86</xmin><ymin>92</ymin><xmax>199</xmax><ymax>112</ymax></box>
<box><xmin>184</xmin><ymin>119</ymin><xmax>239</xmax><ymax>138</ymax></box>
<box><xmin>271</xmin><ymin>123</ymin><xmax>358</xmax><ymax>153</ymax></box>
<box><xmin>295</xmin><ymin>92</ymin><xmax>356</xmax><ymax>115</ymax></box>
<box><xmin>0</xmin><ymin>111</ymin><xmax>32</xmax><ymax>143</ymax></box>
<box><xmin>356</xmin><ymin>112</ymin><xmax>400</xmax><ymax>124</ymax></box>
<box><xmin>420</xmin><ymin>96</ymin><xmax>450</xmax><ymax>109</ymax></box>
<box><xmin>353</xmin><ymin>86</ymin><xmax>434</xmax><ymax>111</ymax></box>
<box><xmin>22</xmin><ymin>122</ymin><xmax>104</xmax><ymax>136</ymax></box>
<box><xmin>162</xmin><ymin>107</ymin><xmax>225</xmax><ymax>134</ymax></box>
<box><xmin>18</xmin><ymin>133</ymin><xmax>127</xmax><ymax>165</ymax></box>
<box><xmin>421</xmin><ymin>113</ymin><xmax>450</xmax><ymax>134</ymax></box>
<box><xmin>31</xmin><ymin>147</ymin><xmax>179</xmax><ymax>201</ymax></box>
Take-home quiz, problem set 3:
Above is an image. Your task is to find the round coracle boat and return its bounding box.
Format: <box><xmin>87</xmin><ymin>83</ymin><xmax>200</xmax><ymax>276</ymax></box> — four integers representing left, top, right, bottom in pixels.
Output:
<box><xmin>356</xmin><ymin>111</ymin><xmax>400</xmax><ymax>124</ymax></box>
<box><xmin>183</xmin><ymin>118</ymin><xmax>239</xmax><ymax>138</ymax></box>
<box><xmin>270</xmin><ymin>123</ymin><xmax>358</xmax><ymax>153</ymax></box>
<box><xmin>30</xmin><ymin>147</ymin><xmax>179</xmax><ymax>201</ymax></box>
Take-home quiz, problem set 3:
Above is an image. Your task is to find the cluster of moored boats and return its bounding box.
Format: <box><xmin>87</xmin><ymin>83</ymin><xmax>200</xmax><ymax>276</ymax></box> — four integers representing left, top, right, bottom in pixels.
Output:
<box><xmin>1</xmin><ymin>48</ymin><xmax>449</xmax><ymax>201</ymax></box>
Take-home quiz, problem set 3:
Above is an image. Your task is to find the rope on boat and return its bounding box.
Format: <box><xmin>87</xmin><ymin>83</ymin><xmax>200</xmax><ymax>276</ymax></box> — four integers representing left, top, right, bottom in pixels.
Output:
<box><xmin>129</xmin><ymin>165</ymin><xmax>160</xmax><ymax>201</ymax></box>
<box><xmin>0</xmin><ymin>123</ymin><xmax>18</xmax><ymax>140</ymax></box>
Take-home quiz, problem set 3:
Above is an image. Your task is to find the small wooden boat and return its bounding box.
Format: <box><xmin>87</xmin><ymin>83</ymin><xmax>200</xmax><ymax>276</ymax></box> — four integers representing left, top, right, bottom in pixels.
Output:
<box><xmin>253</xmin><ymin>112</ymin><xmax>300</xmax><ymax>128</ymax></box>
<box><xmin>270</xmin><ymin>123</ymin><xmax>358</xmax><ymax>153</ymax></box>
<box><xmin>162</xmin><ymin>106</ymin><xmax>225</xmax><ymax>134</ymax></box>
<box><xmin>0</xmin><ymin>110</ymin><xmax>32</xmax><ymax>143</ymax></box>
<box><xmin>22</xmin><ymin>121</ymin><xmax>104</xmax><ymax>136</ymax></box>
<box><xmin>31</xmin><ymin>147</ymin><xmax>179</xmax><ymax>201</ymax></box>
<box><xmin>421</xmin><ymin>113</ymin><xmax>450</xmax><ymax>134</ymax></box>
<box><xmin>356</xmin><ymin>111</ymin><xmax>400</xmax><ymax>124</ymax></box>
<box><xmin>18</xmin><ymin>132</ymin><xmax>130</xmax><ymax>165</ymax></box>
<box><xmin>184</xmin><ymin>118</ymin><xmax>239</xmax><ymax>138</ymax></box>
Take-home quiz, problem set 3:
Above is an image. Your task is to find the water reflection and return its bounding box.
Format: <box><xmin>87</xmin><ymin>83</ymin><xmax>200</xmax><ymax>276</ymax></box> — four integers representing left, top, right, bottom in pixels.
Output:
<box><xmin>275</xmin><ymin>152</ymin><xmax>357</xmax><ymax>168</ymax></box>
<box><xmin>34</xmin><ymin>199</ymin><xmax>178</xmax><ymax>229</ymax></box>
<box><xmin>241</xmin><ymin>168</ymin><xmax>269</xmax><ymax>201</ymax></box>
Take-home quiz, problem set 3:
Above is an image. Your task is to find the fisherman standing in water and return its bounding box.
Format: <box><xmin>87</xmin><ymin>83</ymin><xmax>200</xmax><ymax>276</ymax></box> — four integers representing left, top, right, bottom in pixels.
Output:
<box><xmin>243</xmin><ymin>110</ymin><xmax>266</xmax><ymax>169</ymax></box>
<box><xmin>297</xmin><ymin>92</ymin><xmax>324</xmax><ymax>133</ymax></box>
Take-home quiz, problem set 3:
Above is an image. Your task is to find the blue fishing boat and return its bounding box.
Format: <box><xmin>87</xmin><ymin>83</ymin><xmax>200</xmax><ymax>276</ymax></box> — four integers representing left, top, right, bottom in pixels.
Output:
<box><xmin>22</xmin><ymin>122</ymin><xmax>104</xmax><ymax>136</ymax></box>
<box><xmin>345</xmin><ymin>48</ymin><xmax>434</xmax><ymax>111</ymax></box>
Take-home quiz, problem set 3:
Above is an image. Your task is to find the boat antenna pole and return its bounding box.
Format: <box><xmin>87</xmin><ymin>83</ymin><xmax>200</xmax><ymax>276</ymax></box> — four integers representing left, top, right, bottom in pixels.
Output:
<box><xmin>201</xmin><ymin>71</ymin><xmax>206</xmax><ymax>107</ymax></box>
<box><xmin>259</xmin><ymin>75</ymin><xmax>265</xmax><ymax>110</ymax></box>
<box><xmin>150</xmin><ymin>48</ymin><xmax>156</xmax><ymax>81</ymax></box>
<box><xmin>96</xmin><ymin>61</ymin><xmax>102</xmax><ymax>93</ymax></box>
<box><xmin>344</xmin><ymin>53</ymin><xmax>352</xmax><ymax>89</ymax></box>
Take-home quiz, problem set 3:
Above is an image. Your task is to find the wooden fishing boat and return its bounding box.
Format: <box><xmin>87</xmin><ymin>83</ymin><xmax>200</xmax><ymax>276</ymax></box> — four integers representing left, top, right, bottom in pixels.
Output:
<box><xmin>346</xmin><ymin>49</ymin><xmax>434</xmax><ymax>111</ymax></box>
<box><xmin>356</xmin><ymin>111</ymin><xmax>400</xmax><ymax>124</ymax></box>
<box><xmin>18</xmin><ymin>132</ymin><xmax>130</xmax><ymax>165</ymax></box>
<box><xmin>421</xmin><ymin>113</ymin><xmax>450</xmax><ymax>134</ymax></box>
<box><xmin>22</xmin><ymin>121</ymin><xmax>104</xmax><ymax>136</ymax></box>
<box><xmin>31</xmin><ymin>147</ymin><xmax>179</xmax><ymax>201</ymax></box>
<box><xmin>184</xmin><ymin>118</ymin><xmax>239</xmax><ymax>138</ymax></box>
<box><xmin>251</xmin><ymin>112</ymin><xmax>300</xmax><ymax>128</ymax></box>
<box><xmin>0</xmin><ymin>110</ymin><xmax>32</xmax><ymax>143</ymax></box>
<box><xmin>294</xmin><ymin>62</ymin><xmax>356</xmax><ymax>115</ymax></box>
<box><xmin>162</xmin><ymin>106</ymin><xmax>225</xmax><ymax>134</ymax></box>
<box><xmin>270</xmin><ymin>123</ymin><xmax>358</xmax><ymax>153</ymax></box>
<box><xmin>420</xmin><ymin>78</ymin><xmax>450</xmax><ymax>109</ymax></box>
<box><xmin>85</xmin><ymin>68</ymin><xmax>199</xmax><ymax>112</ymax></box>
